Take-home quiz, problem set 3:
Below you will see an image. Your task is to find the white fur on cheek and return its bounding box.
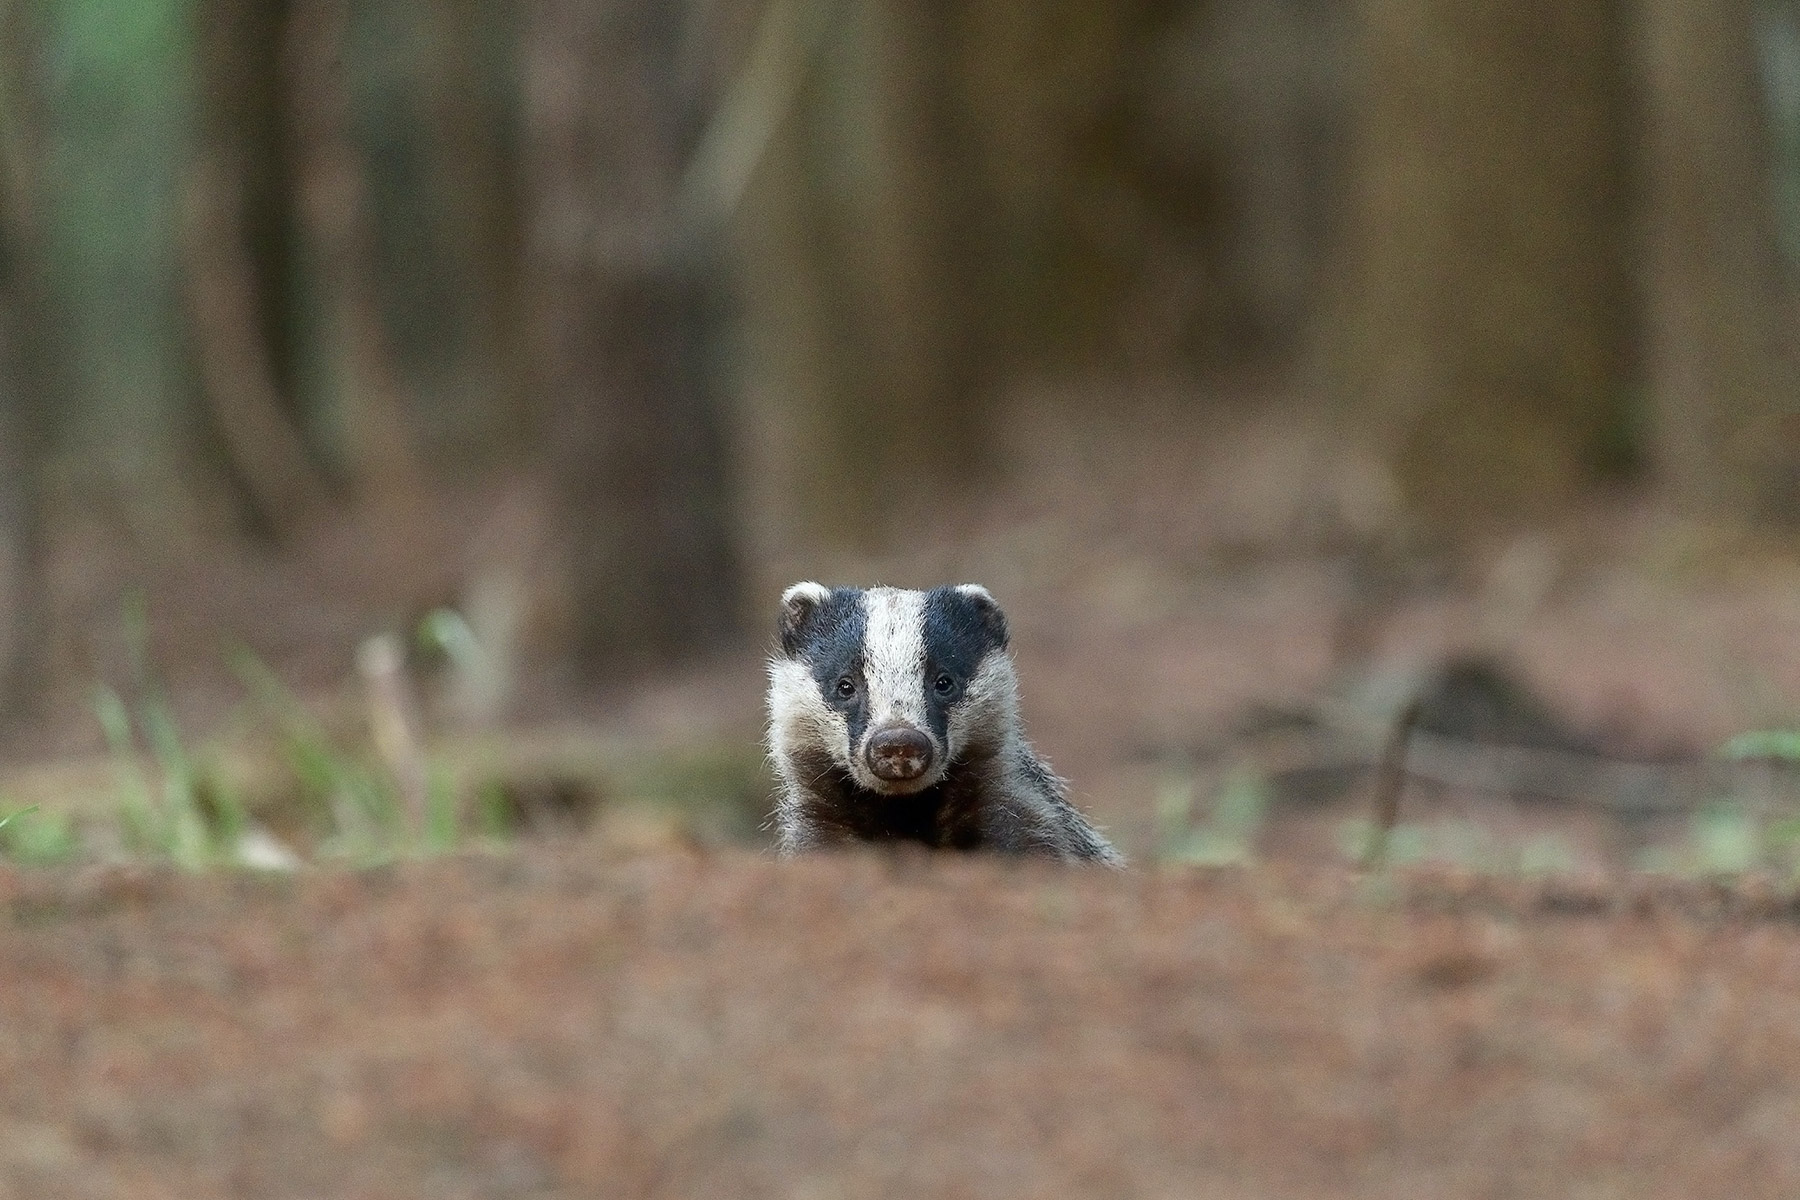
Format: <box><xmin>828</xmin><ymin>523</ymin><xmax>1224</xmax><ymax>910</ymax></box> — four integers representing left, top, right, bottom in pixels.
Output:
<box><xmin>946</xmin><ymin>649</ymin><xmax>1021</xmax><ymax>758</ymax></box>
<box><xmin>766</xmin><ymin>657</ymin><xmax>851</xmax><ymax>772</ymax></box>
<box><xmin>861</xmin><ymin>587</ymin><xmax>928</xmax><ymax>735</ymax></box>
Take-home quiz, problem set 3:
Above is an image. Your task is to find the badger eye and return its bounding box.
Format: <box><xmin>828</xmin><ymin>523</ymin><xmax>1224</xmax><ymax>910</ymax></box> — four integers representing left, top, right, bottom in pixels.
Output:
<box><xmin>834</xmin><ymin>677</ymin><xmax>857</xmax><ymax>700</ymax></box>
<box><xmin>933</xmin><ymin>672</ymin><xmax>959</xmax><ymax>698</ymax></box>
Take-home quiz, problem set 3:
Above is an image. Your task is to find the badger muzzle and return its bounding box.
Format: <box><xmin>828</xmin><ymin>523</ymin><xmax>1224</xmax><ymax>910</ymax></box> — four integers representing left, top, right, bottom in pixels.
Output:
<box><xmin>864</xmin><ymin>725</ymin><xmax>936</xmax><ymax>784</ymax></box>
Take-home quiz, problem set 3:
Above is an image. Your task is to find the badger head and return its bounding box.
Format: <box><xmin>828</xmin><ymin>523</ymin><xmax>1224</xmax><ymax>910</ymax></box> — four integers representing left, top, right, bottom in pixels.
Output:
<box><xmin>768</xmin><ymin>582</ymin><xmax>1018</xmax><ymax>796</ymax></box>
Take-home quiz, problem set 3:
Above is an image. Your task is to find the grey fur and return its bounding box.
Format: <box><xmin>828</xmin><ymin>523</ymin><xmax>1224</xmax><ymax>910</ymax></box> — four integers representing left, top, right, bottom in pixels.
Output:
<box><xmin>767</xmin><ymin>583</ymin><xmax>1123</xmax><ymax>865</ymax></box>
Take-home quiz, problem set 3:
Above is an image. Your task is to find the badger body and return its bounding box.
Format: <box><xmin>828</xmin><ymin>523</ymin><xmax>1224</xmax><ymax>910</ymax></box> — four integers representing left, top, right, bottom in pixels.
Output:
<box><xmin>766</xmin><ymin>582</ymin><xmax>1122</xmax><ymax>864</ymax></box>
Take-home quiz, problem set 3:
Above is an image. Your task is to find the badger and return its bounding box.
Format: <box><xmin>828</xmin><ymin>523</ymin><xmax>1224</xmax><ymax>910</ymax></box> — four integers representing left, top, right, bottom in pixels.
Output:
<box><xmin>766</xmin><ymin>582</ymin><xmax>1122</xmax><ymax>864</ymax></box>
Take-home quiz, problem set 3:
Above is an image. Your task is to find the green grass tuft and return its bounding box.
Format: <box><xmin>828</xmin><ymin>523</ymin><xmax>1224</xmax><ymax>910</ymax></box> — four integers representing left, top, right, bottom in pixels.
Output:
<box><xmin>1157</xmin><ymin>764</ymin><xmax>1268</xmax><ymax>867</ymax></box>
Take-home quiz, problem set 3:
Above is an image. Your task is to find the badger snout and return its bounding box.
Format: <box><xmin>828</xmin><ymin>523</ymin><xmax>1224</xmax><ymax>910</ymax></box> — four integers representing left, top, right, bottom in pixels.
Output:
<box><xmin>865</xmin><ymin>726</ymin><xmax>935</xmax><ymax>783</ymax></box>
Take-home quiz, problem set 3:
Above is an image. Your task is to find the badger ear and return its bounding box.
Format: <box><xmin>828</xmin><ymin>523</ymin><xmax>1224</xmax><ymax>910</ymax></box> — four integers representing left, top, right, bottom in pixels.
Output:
<box><xmin>778</xmin><ymin>582</ymin><xmax>832</xmax><ymax>655</ymax></box>
<box><xmin>954</xmin><ymin>583</ymin><xmax>1009</xmax><ymax>650</ymax></box>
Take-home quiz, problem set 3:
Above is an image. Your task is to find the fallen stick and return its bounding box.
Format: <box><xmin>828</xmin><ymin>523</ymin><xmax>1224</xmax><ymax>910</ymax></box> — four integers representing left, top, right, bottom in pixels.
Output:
<box><xmin>1364</xmin><ymin>697</ymin><xmax>1422</xmax><ymax>867</ymax></box>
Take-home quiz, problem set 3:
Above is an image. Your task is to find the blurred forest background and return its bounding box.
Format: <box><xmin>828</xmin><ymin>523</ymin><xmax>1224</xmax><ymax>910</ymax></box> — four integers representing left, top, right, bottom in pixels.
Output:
<box><xmin>1</xmin><ymin>0</ymin><xmax>1799</xmax><ymax>857</ymax></box>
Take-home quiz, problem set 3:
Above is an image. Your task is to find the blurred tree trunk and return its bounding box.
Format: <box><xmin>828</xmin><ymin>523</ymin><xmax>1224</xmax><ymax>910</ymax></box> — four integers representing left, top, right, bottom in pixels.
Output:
<box><xmin>0</xmin><ymin>294</ymin><xmax>47</xmax><ymax>723</ymax></box>
<box><xmin>735</xmin><ymin>0</ymin><xmax>984</xmax><ymax>552</ymax></box>
<box><xmin>1635</xmin><ymin>0</ymin><xmax>1800</xmax><ymax>519</ymax></box>
<box><xmin>187</xmin><ymin>0</ymin><xmax>333</xmax><ymax>538</ymax></box>
<box><xmin>0</xmin><ymin>0</ymin><xmax>49</xmax><ymax>721</ymax></box>
<box><xmin>0</xmin><ymin>313</ymin><xmax>46</xmax><ymax>723</ymax></box>
<box><xmin>522</xmin><ymin>0</ymin><xmax>741</xmax><ymax>675</ymax></box>
<box><xmin>284</xmin><ymin>0</ymin><xmax>426</xmax><ymax>501</ymax></box>
<box><xmin>813</xmin><ymin>1</ymin><xmax>984</xmax><ymax>532</ymax></box>
<box><xmin>1333</xmin><ymin>0</ymin><xmax>1634</xmax><ymax>534</ymax></box>
<box><xmin>408</xmin><ymin>0</ymin><xmax>526</xmax><ymax>456</ymax></box>
<box><xmin>1130</xmin><ymin>0</ymin><xmax>1349</xmax><ymax>362</ymax></box>
<box><xmin>35</xmin><ymin>0</ymin><xmax>235</xmax><ymax>542</ymax></box>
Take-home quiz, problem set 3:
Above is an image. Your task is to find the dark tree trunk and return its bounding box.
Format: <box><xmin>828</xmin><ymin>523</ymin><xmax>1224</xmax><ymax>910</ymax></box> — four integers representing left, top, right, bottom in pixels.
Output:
<box><xmin>1333</xmin><ymin>0</ymin><xmax>1635</xmax><ymax>534</ymax></box>
<box><xmin>522</xmin><ymin>0</ymin><xmax>741</xmax><ymax>675</ymax></box>
<box><xmin>0</xmin><ymin>312</ymin><xmax>47</xmax><ymax>724</ymax></box>
<box><xmin>186</xmin><ymin>0</ymin><xmax>334</xmax><ymax>539</ymax></box>
<box><xmin>410</xmin><ymin>0</ymin><xmax>527</xmax><ymax>456</ymax></box>
<box><xmin>733</xmin><ymin>0</ymin><xmax>986</xmax><ymax>553</ymax></box>
<box><xmin>1635</xmin><ymin>0</ymin><xmax>1799</xmax><ymax>519</ymax></box>
<box><xmin>284</xmin><ymin>0</ymin><xmax>426</xmax><ymax>499</ymax></box>
<box><xmin>0</xmin><ymin>4</ymin><xmax>49</xmax><ymax>722</ymax></box>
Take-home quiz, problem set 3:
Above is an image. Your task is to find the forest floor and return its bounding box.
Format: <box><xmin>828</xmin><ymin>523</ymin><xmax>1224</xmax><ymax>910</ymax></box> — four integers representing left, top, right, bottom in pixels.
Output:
<box><xmin>9</xmin><ymin>396</ymin><xmax>1800</xmax><ymax>1195</ymax></box>
<box><xmin>5</xmin><ymin>847</ymin><xmax>1800</xmax><ymax>1199</ymax></box>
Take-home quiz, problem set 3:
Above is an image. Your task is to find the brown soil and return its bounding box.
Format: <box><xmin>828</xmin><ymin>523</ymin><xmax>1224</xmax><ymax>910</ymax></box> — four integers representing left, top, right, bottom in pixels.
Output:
<box><xmin>14</xmin><ymin>400</ymin><xmax>1800</xmax><ymax>1198</ymax></box>
<box><xmin>5</xmin><ymin>846</ymin><xmax>1800</xmax><ymax>1199</ymax></box>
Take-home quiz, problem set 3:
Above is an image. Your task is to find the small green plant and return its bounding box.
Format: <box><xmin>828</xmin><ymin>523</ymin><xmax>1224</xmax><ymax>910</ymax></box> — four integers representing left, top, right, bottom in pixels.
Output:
<box><xmin>1335</xmin><ymin>816</ymin><xmax>1575</xmax><ymax>877</ymax></box>
<box><xmin>84</xmin><ymin>597</ymin><xmax>503</xmax><ymax>871</ymax></box>
<box><xmin>1158</xmin><ymin>765</ymin><xmax>1268</xmax><ymax>867</ymax></box>
<box><xmin>229</xmin><ymin>640</ymin><xmax>505</xmax><ymax>864</ymax></box>
<box><xmin>1691</xmin><ymin>802</ymin><xmax>1765</xmax><ymax>875</ymax></box>
<box><xmin>1633</xmin><ymin>800</ymin><xmax>1800</xmax><ymax>879</ymax></box>
<box><xmin>1721</xmin><ymin>729</ymin><xmax>1800</xmax><ymax>761</ymax></box>
<box><xmin>96</xmin><ymin>685</ymin><xmax>186</xmax><ymax>862</ymax></box>
<box><xmin>92</xmin><ymin>592</ymin><xmax>249</xmax><ymax>868</ymax></box>
<box><xmin>0</xmin><ymin>805</ymin><xmax>78</xmax><ymax>865</ymax></box>
<box><xmin>229</xmin><ymin>646</ymin><xmax>402</xmax><ymax>860</ymax></box>
<box><xmin>1650</xmin><ymin>728</ymin><xmax>1800</xmax><ymax>878</ymax></box>
<box><xmin>1517</xmin><ymin>832</ymin><xmax>1579</xmax><ymax>877</ymax></box>
<box><xmin>1338</xmin><ymin>816</ymin><xmax>1429</xmax><ymax>867</ymax></box>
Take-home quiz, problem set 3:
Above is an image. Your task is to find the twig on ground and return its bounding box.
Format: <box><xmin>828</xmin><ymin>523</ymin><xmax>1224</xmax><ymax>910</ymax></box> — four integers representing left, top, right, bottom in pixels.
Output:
<box><xmin>1234</xmin><ymin>698</ymin><xmax>1732</xmax><ymax>818</ymax></box>
<box><xmin>357</xmin><ymin>634</ymin><xmax>429</xmax><ymax>837</ymax></box>
<box><xmin>1365</xmin><ymin>698</ymin><xmax>1422</xmax><ymax>867</ymax></box>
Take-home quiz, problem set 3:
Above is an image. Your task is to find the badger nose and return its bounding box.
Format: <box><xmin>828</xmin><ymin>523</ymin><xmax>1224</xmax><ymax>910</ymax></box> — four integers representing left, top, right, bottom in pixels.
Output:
<box><xmin>866</xmin><ymin>727</ymin><xmax>935</xmax><ymax>782</ymax></box>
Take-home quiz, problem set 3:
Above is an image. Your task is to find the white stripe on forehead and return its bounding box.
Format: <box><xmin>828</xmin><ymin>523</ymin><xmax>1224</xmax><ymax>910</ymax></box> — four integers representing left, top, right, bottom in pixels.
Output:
<box><xmin>861</xmin><ymin>587</ymin><xmax>928</xmax><ymax>726</ymax></box>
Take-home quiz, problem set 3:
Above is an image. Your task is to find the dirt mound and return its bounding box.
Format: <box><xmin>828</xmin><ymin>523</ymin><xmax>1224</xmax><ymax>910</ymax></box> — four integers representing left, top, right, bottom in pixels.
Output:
<box><xmin>2</xmin><ymin>847</ymin><xmax>1798</xmax><ymax>1199</ymax></box>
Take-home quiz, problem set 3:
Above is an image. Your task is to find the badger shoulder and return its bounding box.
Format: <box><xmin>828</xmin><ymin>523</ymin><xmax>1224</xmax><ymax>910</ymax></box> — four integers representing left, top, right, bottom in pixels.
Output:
<box><xmin>999</xmin><ymin>741</ymin><xmax>1126</xmax><ymax>866</ymax></box>
<box><xmin>766</xmin><ymin>581</ymin><xmax>1122</xmax><ymax>865</ymax></box>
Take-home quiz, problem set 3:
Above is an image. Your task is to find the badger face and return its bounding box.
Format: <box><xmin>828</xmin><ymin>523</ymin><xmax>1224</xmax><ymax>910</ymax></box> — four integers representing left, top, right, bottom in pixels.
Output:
<box><xmin>769</xmin><ymin>582</ymin><xmax>1016</xmax><ymax>796</ymax></box>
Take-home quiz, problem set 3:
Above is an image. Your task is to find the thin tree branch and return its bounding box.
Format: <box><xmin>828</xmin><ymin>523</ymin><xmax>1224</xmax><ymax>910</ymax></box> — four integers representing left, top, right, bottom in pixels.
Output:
<box><xmin>678</xmin><ymin>0</ymin><xmax>833</xmax><ymax>234</ymax></box>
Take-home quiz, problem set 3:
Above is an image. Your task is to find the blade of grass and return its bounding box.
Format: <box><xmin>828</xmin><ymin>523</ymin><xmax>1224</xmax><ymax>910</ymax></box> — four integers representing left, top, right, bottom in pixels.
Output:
<box><xmin>423</xmin><ymin>764</ymin><xmax>458</xmax><ymax>854</ymax></box>
<box><xmin>95</xmin><ymin>684</ymin><xmax>161</xmax><ymax>852</ymax></box>
<box><xmin>138</xmin><ymin>683</ymin><xmax>212</xmax><ymax>868</ymax></box>
<box><xmin>232</xmin><ymin>643</ymin><xmax>409</xmax><ymax>855</ymax></box>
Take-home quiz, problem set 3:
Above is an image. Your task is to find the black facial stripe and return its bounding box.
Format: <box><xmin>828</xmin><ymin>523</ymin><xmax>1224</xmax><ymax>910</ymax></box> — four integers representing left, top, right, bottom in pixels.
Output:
<box><xmin>791</xmin><ymin>588</ymin><xmax>864</xmax><ymax>673</ymax></box>
<box><xmin>844</xmin><ymin>682</ymin><xmax>871</xmax><ymax>754</ymax></box>
<box><xmin>921</xmin><ymin>586</ymin><xmax>1008</xmax><ymax>748</ymax></box>
<box><xmin>792</xmin><ymin>588</ymin><xmax>871</xmax><ymax>747</ymax></box>
<box><xmin>921</xmin><ymin>587</ymin><xmax>1004</xmax><ymax>679</ymax></box>
<box><xmin>918</xmin><ymin>683</ymin><xmax>950</xmax><ymax>748</ymax></box>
